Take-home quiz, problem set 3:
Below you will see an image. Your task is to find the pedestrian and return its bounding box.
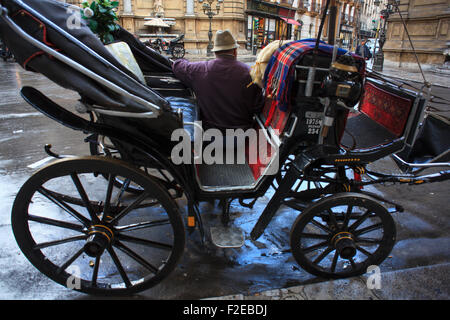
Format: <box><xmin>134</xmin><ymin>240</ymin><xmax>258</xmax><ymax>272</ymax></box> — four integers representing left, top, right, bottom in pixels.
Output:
<box><xmin>355</xmin><ymin>39</ymin><xmax>372</xmax><ymax>60</ymax></box>
<box><xmin>172</xmin><ymin>30</ymin><xmax>264</xmax><ymax>132</ymax></box>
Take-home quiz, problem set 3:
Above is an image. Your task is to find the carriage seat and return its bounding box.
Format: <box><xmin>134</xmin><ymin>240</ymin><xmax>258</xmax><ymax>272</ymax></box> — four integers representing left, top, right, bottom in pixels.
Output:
<box><xmin>341</xmin><ymin>78</ymin><xmax>425</xmax><ymax>151</ymax></box>
<box><xmin>105</xmin><ymin>41</ymin><xmax>198</xmax><ymax>137</ymax></box>
<box><xmin>166</xmin><ymin>96</ymin><xmax>198</xmax><ymax>139</ymax></box>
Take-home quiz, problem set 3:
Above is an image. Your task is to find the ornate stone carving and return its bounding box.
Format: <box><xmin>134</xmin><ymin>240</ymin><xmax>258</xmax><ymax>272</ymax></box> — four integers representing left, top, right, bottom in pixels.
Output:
<box><xmin>153</xmin><ymin>0</ymin><xmax>165</xmax><ymax>18</ymax></box>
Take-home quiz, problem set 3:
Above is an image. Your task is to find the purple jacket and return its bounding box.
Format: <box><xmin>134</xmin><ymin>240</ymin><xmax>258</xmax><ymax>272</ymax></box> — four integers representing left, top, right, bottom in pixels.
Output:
<box><xmin>172</xmin><ymin>55</ymin><xmax>264</xmax><ymax>130</ymax></box>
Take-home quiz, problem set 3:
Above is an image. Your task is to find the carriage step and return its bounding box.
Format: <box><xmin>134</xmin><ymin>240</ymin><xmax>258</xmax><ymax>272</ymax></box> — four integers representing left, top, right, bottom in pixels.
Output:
<box><xmin>210</xmin><ymin>226</ymin><xmax>245</xmax><ymax>248</ymax></box>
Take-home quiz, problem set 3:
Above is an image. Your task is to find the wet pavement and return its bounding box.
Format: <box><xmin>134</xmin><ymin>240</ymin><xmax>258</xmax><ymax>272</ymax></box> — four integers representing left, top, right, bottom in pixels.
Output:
<box><xmin>0</xmin><ymin>59</ymin><xmax>449</xmax><ymax>300</ymax></box>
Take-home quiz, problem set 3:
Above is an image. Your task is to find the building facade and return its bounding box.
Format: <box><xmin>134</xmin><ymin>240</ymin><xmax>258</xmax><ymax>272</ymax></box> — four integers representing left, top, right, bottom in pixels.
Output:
<box><xmin>292</xmin><ymin>0</ymin><xmax>322</xmax><ymax>41</ymax></box>
<box><xmin>358</xmin><ymin>0</ymin><xmax>386</xmax><ymax>40</ymax></box>
<box><xmin>64</xmin><ymin>0</ymin><xmax>386</xmax><ymax>53</ymax></box>
<box><xmin>63</xmin><ymin>0</ymin><xmax>248</xmax><ymax>53</ymax></box>
<box><xmin>246</xmin><ymin>0</ymin><xmax>364</xmax><ymax>51</ymax></box>
<box><xmin>117</xmin><ymin>0</ymin><xmax>248</xmax><ymax>53</ymax></box>
<box><xmin>319</xmin><ymin>0</ymin><xmax>360</xmax><ymax>50</ymax></box>
<box><xmin>245</xmin><ymin>0</ymin><xmax>297</xmax><ymax>50</ymax></box>
<box><xmin>383</xmin><ymin>0</ymin><xmax>450</xmax><ymax>68</ymax></box>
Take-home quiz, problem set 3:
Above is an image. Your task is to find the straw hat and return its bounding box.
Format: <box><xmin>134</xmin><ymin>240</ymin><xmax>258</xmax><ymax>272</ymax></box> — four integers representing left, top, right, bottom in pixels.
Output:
<box><xmin>212</xmin><ymin>30</ymin><xmax>240</xmax><ymax>52</ymax></box>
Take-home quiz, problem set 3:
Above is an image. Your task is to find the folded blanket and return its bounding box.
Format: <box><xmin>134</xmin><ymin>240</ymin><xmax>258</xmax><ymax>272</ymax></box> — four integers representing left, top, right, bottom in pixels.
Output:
<box><xmin>264</xmin><ymin>40</ymin><xmax>346</xmax><ymax>109</ymax></box>
<box><xmin>250</xmin><ymin>40</ymin><xmax>293</xmax><ymax>88</ymax></box>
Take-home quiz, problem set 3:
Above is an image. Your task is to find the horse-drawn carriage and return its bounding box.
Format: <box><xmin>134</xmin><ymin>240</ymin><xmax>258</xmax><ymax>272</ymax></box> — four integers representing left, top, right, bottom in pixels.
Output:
<box><xmin>0</xmin><ymin>0</ymin><xmax>448</xmax><ymax>295</ymax></box>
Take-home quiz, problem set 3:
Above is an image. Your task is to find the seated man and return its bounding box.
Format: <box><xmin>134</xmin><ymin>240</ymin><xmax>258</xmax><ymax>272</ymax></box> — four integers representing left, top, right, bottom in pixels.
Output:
<box><xmin>172</xmin><ymin>30</ymin><xmax>264</xmax><ymax>132</ymax></box>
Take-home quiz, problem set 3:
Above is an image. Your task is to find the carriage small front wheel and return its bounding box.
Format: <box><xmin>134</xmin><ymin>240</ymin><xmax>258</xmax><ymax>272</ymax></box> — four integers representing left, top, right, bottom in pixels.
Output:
<box><xmin>290</xmin><ymin>192</ymin><xmax>396</xmax><ymax>279</ymax></box>
<box><xmin>11</xmin><ymin>157</ymin><xmax>185</xmax><ymax>295</ymax></box>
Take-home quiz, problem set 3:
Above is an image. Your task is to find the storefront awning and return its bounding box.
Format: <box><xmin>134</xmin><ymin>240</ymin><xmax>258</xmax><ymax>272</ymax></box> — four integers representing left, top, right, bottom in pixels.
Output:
<box><xmin>246</xmin><ymin>0</ymin><xmax>295</xmax><ymax>19</ymax></box>
<box><xmin>281</xmin><ymin>17</ymin><xmax>302</xmax><ymax>26</ymax></box>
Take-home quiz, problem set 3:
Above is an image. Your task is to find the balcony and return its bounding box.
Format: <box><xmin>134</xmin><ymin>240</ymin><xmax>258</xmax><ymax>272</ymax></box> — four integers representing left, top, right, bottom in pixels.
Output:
<box><xmin>310</xmin><ymin>3</ymin><xmax>321</xmax><ymax>15</ymax></box>
<box><xmin>297</xmin><ymin>0</ymin><xmax>321</xmax><ymax>14</ymax></box>
<box><xmin>297</xmin><ymin>0</ymin><xmax>309</xmax><ymax>13</ymax></box>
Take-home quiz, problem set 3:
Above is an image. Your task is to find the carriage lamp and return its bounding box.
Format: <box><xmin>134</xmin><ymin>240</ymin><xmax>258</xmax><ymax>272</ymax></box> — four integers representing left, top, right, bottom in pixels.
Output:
<box><xmin>198</xmin><ymin>0</ymin><xmax>223</xmax><ymax>56</ymax></box>
<box><xmin>320</xmin><ymin>55</ymin><xmax>363</xmax><ymax>138</ymax></box>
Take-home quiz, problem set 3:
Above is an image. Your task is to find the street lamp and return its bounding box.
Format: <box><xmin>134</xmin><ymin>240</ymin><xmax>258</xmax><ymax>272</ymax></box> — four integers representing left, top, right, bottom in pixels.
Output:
<box><xmin>198</xmin><ymin>0</ymin><xmax>223</xmax><ymax>56</ymax></box>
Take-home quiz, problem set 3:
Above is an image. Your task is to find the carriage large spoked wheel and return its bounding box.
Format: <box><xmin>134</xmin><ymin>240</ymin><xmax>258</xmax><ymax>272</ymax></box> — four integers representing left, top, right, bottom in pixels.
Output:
<box><xmin>290</xmin><ymin>193</ymin><xmax>396</xmax><ymax>279</ymax></box>
<box><xmin>171</xmin><ymin>45</ymin><xmax>185</xmax><ymax>59</ymax></box>
<box><xmin>11</xmin><ymin>157</ymin><xmax>185</xmax><ymax>295</ymax></box>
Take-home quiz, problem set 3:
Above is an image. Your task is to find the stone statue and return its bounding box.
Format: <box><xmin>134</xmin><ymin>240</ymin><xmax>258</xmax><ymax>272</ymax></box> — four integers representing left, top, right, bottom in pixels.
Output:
<box><xmin>153</xmin><ymin>0</ymin><xmax>165</xmax><ymax>18</ymax></box>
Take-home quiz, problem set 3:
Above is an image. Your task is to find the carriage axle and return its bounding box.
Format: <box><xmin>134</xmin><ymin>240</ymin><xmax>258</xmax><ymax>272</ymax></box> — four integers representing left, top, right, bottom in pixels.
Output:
<box><xmin>84</xmin><ymin>225</ymin><xmax>114</xmax><ymax>257</ymax></box>
<box><xmin>332</xmin><ymin>232</ymin><xmax>357</xmax><ymax>260</ymax></box>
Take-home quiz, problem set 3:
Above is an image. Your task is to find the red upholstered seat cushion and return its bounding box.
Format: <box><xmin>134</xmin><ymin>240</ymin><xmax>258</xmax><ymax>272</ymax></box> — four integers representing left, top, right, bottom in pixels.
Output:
<box><xmin>360</xmin><ymin>81</ymin><xmax>413</xmax><ymax>137</ymax></box>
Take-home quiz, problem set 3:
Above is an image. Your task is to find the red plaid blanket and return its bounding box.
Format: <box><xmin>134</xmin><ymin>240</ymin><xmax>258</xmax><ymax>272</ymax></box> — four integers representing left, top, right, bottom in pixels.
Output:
<box><xmin>264</xmin><ymin>41</ymin><xmax>312</xmax><ymax>113</ymax></box>
<box><xmin>263</xmin><ymin>40</ymin><xmax>364</xmax><ymax>126</ymax></box>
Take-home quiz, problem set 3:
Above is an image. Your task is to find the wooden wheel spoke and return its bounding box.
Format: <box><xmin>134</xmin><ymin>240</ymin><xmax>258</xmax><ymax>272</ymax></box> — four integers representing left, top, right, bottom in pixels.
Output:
<box><xmin>293</xmin><ymin>179</ymin><xmax>304</xmax><ymax>193</ymax></box>
<box><xmin>113</xmin><ymin>178</ymin><xmax>131</xmax><ymax>207</ymax></box>
<box><xmin>326</xmin><ymin>208</ymin><xmax>339</xmax><ymax>229</ymax></box>
<box><xmin>38</xmin><ymin>187</ymin><xmax>91</xmax><ymax>227</ymax></box>
<box><xmin>343</xmin><ymin>205</ymin><xmax>353</xmax><ymax>228</ymax></box>
<box><xmin>302</xmin><ymin>240</ymin><xmax>329</xmax><ymax>253</ymax></box>
<box><xmin>109</xmin><ymin>192</ymin><xmax>150</xmax><ymax>224</ymax></box>
<box><xmin>91</xmin><ymin>256</ymin><xmax>101</xmax><ymax>287</ymax></box>
<box><xmin>56</xmin><ymin>247</ymin><xmax>84</xmax><ymax>275</ymax></box>
<box><xmin>28</xmin><ymin>214</ymin><xmax>84</xmax><ymax>232</ymax></box>
<box><xmin>348</xmin><ymin>209</ymin><xmax>371</xmax><ymax>232</ymax></box>
<box><xmin>108</xmin><ymin>247</ymin><xmax>132</xmax><ymax>288</ymax></box>
<box><xmin>330</xmin><ymin>250</ymin><xmax>339</xmax><ymax>273</ymax></box>
<box><xmin>354</xmin><ymin>223</ymin><xmax>383</xmax><ymax>236</ymax></box>
<box><xmin>355</xmin><ymin>237</ymin><xmax>383</xmax><ymax>245</ymax></box>
<box><xmin>312</xmin><ymin>246</ymin><xmax>334</xmax><ymax>265</ymax></box>
<box><xmin>71</xmin><ymin>173</ymin><xmax>99</xmax><ymax>223</ymax></box>
<box><xmin>117</xmin><ymin>234</ymin><xmax>173</xmax><ymax>251</ymax></box>
<box><xmin>310</xmin><ymin>218</ymin><xmax>333</xmax><ymax>234</ymax></box>
<box><xmin>356</xmin><ymin>245</ymin><xmax>373</xmax><ymax>257</ymax></box>
<box><xmin>103</xmin><ymin>173</ymin><xmax>116</xmax><ymax>218</ymax></box>
<box><xmin>115</xmin><ymin>219</ymin><xmax>171</xmax><ymax>232</ymax></box>
<box><xmin>33</xmin><ymin>235</ymin><xmax>87</xmax><ymax>250</ymax></box>
<box><xmin>114</xmin><ymin>241</ymin><xmax>159</xmax><ymax>274</ymax></box>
